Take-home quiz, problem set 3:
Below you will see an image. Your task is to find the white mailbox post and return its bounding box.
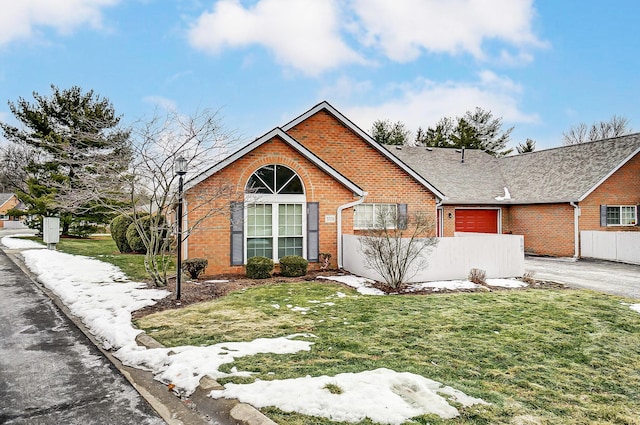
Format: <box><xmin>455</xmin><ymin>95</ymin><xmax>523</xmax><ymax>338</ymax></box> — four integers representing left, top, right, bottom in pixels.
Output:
<box><xmin>43</xmin><ymin>217</ymin><xmax>60</xmax><ymax>250</ymax></box>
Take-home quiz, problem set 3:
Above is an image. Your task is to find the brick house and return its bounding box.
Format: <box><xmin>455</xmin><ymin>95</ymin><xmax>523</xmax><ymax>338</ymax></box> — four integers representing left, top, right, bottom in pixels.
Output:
<box><xmin>184</xmin><ymin>102</ymin><xmax>444</xmax><ymax>275</ymax></box>
<box><xmin>392</xmin><ymin>134</ymin><xmax>640</xmax><ymax>257</ymax></box>
<box><xmin>0</xmin><ymin>193</ymin><xmax>21</xmax><ymax>228</ymax></box>
<box><xmin>183</xmin><ymin>101</ymin><xmax>640</xmax><ymax>275</ymax></box>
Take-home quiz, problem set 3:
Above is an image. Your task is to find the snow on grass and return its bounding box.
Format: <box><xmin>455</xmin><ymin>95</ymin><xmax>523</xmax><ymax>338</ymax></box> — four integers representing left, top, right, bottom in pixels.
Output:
<box><xmin>211</xmin><ymin>368</ymin><xmax>488</xmax><ymax>424</ymax></box>
<box><xmin>3</xmin><ymin>235</ymin><xmax>490</xmax><ymax>423</ymax></box>
<box><xmin>1</xmin><ymin>235</ymin><xmax>46</xmax><ymax>250</ymax></box>
<box><xmin>117</xmin><ymin>334</ymin><xmax>314</xmax><ymax>395</ymax></box>
<box><xmin>318</xmin><ymin>275</ymin><xmax>386</xmax><ymax>295</ymax></box>
<box><xmin>485</xmin><ymin>278</ymin><xmax>528</xmax><ymax>288</ymax></box>
<box><xmin>628</xmin><ymin>304</ymin><xmax>640</xmax><ymax>313</ymax></box>
<box><xmin>408</xmin><ymin>280</ymin><xmax>479</xmax><ymax>292</ymax></box>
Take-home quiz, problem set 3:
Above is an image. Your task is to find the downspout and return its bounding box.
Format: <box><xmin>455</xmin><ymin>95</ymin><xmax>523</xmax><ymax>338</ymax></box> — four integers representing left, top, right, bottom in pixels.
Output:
<box><xmin>337</xmin><ymin>192</ymin><xmax>368</xmax><ymax>269</ymax></box>
<box><xmin>570</xmin><ymin>202</ymin><xmax>580</xmax><ymax>258</ymax></box>
<box><xmin>435</xmin><ymin>198</ymin><xmax>444</xmax><ymax>237</ymax></box>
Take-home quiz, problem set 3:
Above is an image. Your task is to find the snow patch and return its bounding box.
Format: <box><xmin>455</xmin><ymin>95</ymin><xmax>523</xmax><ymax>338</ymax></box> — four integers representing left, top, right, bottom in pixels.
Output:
<box><xmin>211</xmin><ymin>368</ymin><xmax>488</xmax><ymax>424</ymax></box>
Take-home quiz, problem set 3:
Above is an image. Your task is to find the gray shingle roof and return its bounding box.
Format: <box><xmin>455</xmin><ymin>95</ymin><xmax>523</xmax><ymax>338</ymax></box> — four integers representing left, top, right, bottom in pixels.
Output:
<box><xmin>0</xmin><ymin>193</ymin><xmax>15</xmax><ymax>207</ymax></box>
<box><xmin>387</xmin><ymin>133</ymin><xmax>640</xmax><ymax>204</ymax></box>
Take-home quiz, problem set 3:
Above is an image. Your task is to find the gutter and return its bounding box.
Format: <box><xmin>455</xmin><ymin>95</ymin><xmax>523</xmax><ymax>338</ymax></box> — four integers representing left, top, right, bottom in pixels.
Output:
<box><xmin>570</xmin><ymin>201</ymin><xmax>580</xmax><ymax>258</ymax></box>
<box><xmin>336</xmin><ymin>193</ymin><xmax>367</xmax><ymax>269</ymax></box>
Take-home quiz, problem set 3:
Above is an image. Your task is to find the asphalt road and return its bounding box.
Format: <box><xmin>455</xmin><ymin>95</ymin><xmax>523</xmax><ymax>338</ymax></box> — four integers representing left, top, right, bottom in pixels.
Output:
<box><xmin>0</xmin><ymin>248</ymin><xmax>165</xmax><ymax>425</ymax></box>
<box><xmin>524</xmin><ymin>256</ymin><xmax>640</xmax><ymax>299</ymax></box>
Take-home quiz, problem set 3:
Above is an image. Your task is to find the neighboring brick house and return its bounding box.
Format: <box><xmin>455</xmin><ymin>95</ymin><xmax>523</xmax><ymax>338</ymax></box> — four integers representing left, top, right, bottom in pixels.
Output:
<box><xmin>184</xmin><ymin>102</ymin><xmax>444</xmax><ymax>275</ymax></box>
<box><xmin>0</xmin><ymin>193</ymin><xmax>21</xmax><ymax>228</ymax></box>
<box><xmin>391</xmin><ymin>134</ymin><xmax>640</xmax><ymax>257</ymax></box>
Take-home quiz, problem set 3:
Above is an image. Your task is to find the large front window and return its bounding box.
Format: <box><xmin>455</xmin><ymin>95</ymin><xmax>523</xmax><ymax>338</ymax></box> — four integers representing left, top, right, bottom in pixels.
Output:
<box><xmin>245</xmin><ymin>165</ymin><xmax>305</xmax><ymax>262</ymax></box>
<box><xmin>606</xmin><ymin>206</ymin><xmax>637</xmax><ymax>226</ymax></box>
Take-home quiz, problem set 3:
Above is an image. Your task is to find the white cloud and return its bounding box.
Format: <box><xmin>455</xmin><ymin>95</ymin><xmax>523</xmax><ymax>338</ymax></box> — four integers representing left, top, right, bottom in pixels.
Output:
<box><xmin>143</xmin><ymin>95</ymin><xmax>178</xmax><ymax>112</ymax></box>
<box><xmin>187</xmin><ymin>0</ymin><xmax>365</xmax><ymax>76</ymax></box>
<box><xmin>351</xmin><ymin>0</ymin><xmax>544</xmax><ymax>62</ymax></box>
<box><xmin>342</xmin><ymin>71</ymin><xmax>539</xmax><ymax>136</ymax></box>
<box><xmin>0</xmin><ymin>0</ymin><xmax>120</xmax><ymax>46</ymax></box>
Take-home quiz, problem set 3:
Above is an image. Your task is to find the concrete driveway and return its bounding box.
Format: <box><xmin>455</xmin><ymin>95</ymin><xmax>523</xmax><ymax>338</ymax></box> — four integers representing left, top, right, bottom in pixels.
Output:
<box><xmin>524</xmin><ymin>256</ymin><xmax>640</xmax><ymax>299</ymax></box>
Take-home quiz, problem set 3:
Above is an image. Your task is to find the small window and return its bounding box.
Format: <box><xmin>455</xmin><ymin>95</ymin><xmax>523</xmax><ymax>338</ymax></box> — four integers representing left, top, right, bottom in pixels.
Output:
<box><xmin>606</xmin><ymin>206</ymin><xmax>637</xmax><ymax>226</ymax></box>
<box><xmin>354</xmin><ymin>203</ymin><xmax>398</xmax><ymax>229</ymax></box>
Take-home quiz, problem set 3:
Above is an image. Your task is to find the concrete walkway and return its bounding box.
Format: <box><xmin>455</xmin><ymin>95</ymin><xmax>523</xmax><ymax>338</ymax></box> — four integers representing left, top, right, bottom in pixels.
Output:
<box><xmin>524</xmin><ymin>256</ymin><xmax>640</xmax><ymax>299</ymax></box>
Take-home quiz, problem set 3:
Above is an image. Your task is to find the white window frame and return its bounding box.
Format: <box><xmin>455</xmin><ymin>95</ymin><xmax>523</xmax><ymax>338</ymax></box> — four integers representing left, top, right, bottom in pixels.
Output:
<box><xmin>354</xmin><ymin>203</ymin><xmax>398</xmax><ymax>230</ymax></box>
<box><xmin>245</xmin><ymin>194</ymin><xmax>307</xmax><ymax>262</ymax></box>
<box><xmin>605</xmin><ymin>205</ymin><xmax>637</xmax><ymax>226</ymax></box>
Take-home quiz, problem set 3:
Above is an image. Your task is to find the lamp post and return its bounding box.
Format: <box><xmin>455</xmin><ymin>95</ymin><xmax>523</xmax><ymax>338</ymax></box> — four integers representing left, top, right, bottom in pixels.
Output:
<box><xmin>174</xmin><ymin>155</ymin><xmax>187</xmax><ymax>301</ymax></box>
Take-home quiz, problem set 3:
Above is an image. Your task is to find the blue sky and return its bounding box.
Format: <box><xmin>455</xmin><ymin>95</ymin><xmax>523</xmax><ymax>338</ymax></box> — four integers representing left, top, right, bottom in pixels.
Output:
<box><xmin>1</xmin><ymin>0</ymin><xmax>639</xmax><ymax>151</ymax></box>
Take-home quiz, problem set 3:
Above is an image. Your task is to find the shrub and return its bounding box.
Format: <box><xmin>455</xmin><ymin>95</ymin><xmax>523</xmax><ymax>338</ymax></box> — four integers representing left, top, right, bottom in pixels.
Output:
<box><xmin>182</xmin><ymin>258</ymin><xmax>208</xmax><ymax>279</ymax></box>
<box><xmin>469</xmin><ymin>268</ymin><xmax>487</xmax><ymax>284</ymax></box>
<box><xmin>125</xmin><ymin>214</ymin><xmax>166</xmax><ymax>254</ymax></box>
<box><xmin>246</xmin><ymin>256</ymin><xmax>274</xmax><ymax>279</ymax></box>
<box><xmin>279</xmin><ymin>255</ymin><xmax>308</xmax><ymax>277</ymax></box>
<box><xmin>126</xmin><ymin>221</ymin><xmax>146</xmax><ymax>253</ymax></box>
<box><xmin>110</xmin><ymin>214</ymin><xmax>134</xmax><ymax>253</ymax></box>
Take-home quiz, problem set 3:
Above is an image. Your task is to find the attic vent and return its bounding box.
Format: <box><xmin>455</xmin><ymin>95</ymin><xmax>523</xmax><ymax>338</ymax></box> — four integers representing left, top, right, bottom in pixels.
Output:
<box><xmin>426</xmin><ymin>147</ymin><xmax>433</xmax><ymax>151</ymax></box>
<box><xmin>395</xmin><ymin>146</ymin><xmax>402</xmax><ymax>150</ymax></box>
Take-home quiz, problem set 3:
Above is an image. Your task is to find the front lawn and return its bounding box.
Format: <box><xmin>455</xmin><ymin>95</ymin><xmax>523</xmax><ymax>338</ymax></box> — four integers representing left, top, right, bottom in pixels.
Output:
<box><xmin>135</xmin><ymin>282</ymin><xmax>640</xmax><ymax>424</ymax></box>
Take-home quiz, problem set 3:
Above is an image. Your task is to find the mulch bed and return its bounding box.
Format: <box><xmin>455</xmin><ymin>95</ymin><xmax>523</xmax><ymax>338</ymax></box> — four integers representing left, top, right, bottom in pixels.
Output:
<box><xmin>132</xmin><ymin>271</ymin><xmax>568</xmax><ymax>320</ymax></box>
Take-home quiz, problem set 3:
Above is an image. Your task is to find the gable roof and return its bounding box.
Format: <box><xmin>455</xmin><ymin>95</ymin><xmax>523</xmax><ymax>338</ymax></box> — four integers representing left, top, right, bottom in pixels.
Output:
<box><xmin>184</xmin><ymin>127</ymin><xmax>365</xmax><ymax>196</ymax></box>
<box><xmin>0</xmin><ymin>193</ymin><xmax>16</xmax><ymax>209</ymax></box>
<box><xmin>388</xmin><ymin>133</ymin><xmax>640</xmax><ymax>204</ymax></box>
<box><xmin>282</xmin><ymin>101</ymin><xmax>445</xmax><ymax>200</ymax></box>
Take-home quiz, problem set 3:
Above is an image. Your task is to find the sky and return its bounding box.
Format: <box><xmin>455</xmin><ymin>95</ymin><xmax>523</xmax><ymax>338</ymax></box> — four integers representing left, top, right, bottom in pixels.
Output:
<box><xmin>0</xmin><ymin>1</ymin><xmax>639</xmax><ymax>152</ymax></box>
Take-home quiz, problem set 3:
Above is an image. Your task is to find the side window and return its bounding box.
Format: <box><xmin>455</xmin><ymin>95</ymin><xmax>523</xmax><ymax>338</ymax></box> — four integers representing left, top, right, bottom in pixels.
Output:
<box><xmin>354</xmin><ymin>203</ymin><xmax>399</xmax><ymax>229</ymax></box>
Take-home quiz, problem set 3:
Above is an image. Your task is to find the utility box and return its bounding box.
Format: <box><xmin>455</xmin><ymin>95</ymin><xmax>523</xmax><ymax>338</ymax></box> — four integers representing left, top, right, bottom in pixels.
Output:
<box><xmin>43</xmin><ymin>217</ymin><xmax>60</xmax><ymax>249</ymax></box>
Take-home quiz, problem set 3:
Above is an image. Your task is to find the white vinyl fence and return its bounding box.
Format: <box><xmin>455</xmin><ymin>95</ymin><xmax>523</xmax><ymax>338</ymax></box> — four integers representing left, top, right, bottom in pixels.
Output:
<box><xmin>580</xmin><ymin>231</ymin><xmax>640</xmax><ymax>265</ymax></box>
<box><xmin>1</xmin><ymin>221</ymin><xmax>27</xmax><ymax>229</ymax></box>
<box><xmin>342</xmin><ymin>234</ymin><xmax>524</xmax><ymax>283</ymax></box>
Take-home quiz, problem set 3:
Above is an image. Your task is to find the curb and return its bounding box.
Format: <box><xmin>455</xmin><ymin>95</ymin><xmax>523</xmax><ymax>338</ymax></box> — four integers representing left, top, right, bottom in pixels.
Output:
<box><xmin>134</xmin><ymin>334</ymin><xmax>278</xmax><ymax>425</ymax></box>
<box><xmin>3</xmin><ymin>244</ymin><xmax>277</xmax><ymax>425</ymax></box>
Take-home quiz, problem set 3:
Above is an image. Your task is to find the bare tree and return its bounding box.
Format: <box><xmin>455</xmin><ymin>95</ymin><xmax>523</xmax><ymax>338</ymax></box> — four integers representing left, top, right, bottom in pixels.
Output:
<box><xmin>358</xmin><ymin>208</ymin><xmax>438</xmax><ymax>289</ymax></box>
<box><xmin>55</xmin><ymin>108</ymin><xmax>239</xmax><ymax>286</ymax></box>
<box><xmin>563</xmin><ymin>115</ymin><xmax>631</xmax><ymax>145</ymax></box>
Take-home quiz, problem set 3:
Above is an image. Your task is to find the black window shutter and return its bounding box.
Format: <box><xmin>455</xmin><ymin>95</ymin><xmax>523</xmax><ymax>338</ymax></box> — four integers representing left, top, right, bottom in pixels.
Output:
<box><xmin>230</xmin><ymin>202</ymin><xmax>244</xmax><ymax>265</ymax></box>
<box><xmin>600</xmin><ymin>205</ymin><xmax>607</xmax><ymax>227</ymax></box>
<box><xmin>307</xmin><ymin>202</ymin><xmax>319</xmax><ymax>262</ymax></box>
<box><xmin>398</xmin><ymin>204</ymin><xmax>408</xmax><ymax>230</ymax></box>
<box><xmin>637</xmin><ymin>206</ymin><xmax>640</xmax><ymax>226</ymax></box>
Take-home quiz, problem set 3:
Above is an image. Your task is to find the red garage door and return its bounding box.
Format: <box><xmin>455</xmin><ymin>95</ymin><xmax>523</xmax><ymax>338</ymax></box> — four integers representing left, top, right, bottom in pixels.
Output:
<box><xmin>455</xmin><ymin>209</ymin><xmax>499</xmax><ymax>233</ymax></box>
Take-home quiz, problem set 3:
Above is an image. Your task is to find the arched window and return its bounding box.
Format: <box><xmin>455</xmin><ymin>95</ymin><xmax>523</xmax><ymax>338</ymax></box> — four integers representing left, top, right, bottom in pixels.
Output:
<box><xmin>246</xmin><ymin>164</ymin><xmax>304</xmax><ymax>194</ymax></box>
<box><xmin>244</xmin><ymin>165</ymin><xmax>306</xmax><ymax>261</ymax></box>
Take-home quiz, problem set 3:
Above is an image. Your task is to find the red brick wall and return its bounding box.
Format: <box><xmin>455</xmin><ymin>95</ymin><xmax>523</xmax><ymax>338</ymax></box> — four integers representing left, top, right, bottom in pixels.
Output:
<box><xmin>579</xmin><ymin>153</ymin><xmax>640</xmax><ymax>233</ymax></box>
<box><xmin>505</xmin><ymin>204</ymin><xmax>576</xmax><ymax>257</ymax></box>
<box><xmin>185</xmin><ymin>110</ymin><xmax>438</xmax><ymax>275</ymax></box>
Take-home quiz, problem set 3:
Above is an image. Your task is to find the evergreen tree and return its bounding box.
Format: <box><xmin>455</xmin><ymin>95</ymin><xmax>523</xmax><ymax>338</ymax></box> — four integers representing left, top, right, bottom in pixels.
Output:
<box><xmin>417</xmin><ymin>108</ymin><xmax>514</xmax><ymax>157</ymax></box>
<box><xmin>370</xmin><ymin>119</ymin><xmax>411</xmax><ymax>145</ymax></box>
<box><xmin>0</xmin><ymin>85</ymin><xmax>131</xmax><ymax>235</ymax></box>
<box><xmin>516</xmin><ymin>138</ymin><xmax>536</xmax><ymax>154</ymax></box>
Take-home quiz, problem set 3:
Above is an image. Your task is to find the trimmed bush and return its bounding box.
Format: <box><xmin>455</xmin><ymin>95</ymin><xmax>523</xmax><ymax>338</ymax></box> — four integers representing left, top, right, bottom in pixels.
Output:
<box><xmin>246</xmin><ymin>256</ymin><xmax>274</xmax><ymax>279</ymax></box>
<box><xmin>126</xmin><ymin>221</ymin><xmax>146</xmax><ymax>253</ymax></box>
<box><xmin>182</xmin><ymin>258</ymin><xmax>208</xmax><ymax>279</ymax></box>
<box><xmin>279</xmin><ymin>255</ymin><xmax>308</xmax><ymax>277</ymax></box>
<box><xmin>125</xmin><ymin>214</ymin><xmax>167</xmax><ymax>254</ymax></box>
<box><xmin>110</xmin><ymin>214</ymin><xmax>134</xmax><ymax>253</ymax></box>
